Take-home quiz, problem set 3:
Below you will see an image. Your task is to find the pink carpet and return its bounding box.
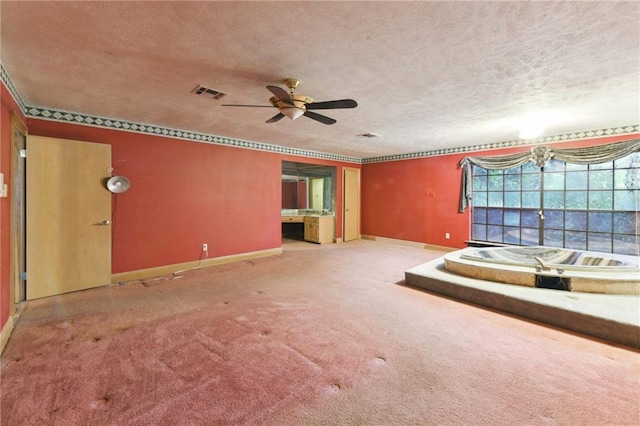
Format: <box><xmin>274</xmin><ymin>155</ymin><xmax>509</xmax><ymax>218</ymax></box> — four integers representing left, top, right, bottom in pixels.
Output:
<box><xmin>1</xmin><ymin>239</ymin><xmax>638</xmax><ymax>425</ymax></box>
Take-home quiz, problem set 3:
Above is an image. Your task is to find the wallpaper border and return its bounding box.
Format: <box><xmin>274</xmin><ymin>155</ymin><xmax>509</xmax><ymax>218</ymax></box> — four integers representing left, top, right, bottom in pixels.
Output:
<box><xmin>3</xmin><ymin>64</ymin><xmax>637</xmax><ymax>164</ymax></box>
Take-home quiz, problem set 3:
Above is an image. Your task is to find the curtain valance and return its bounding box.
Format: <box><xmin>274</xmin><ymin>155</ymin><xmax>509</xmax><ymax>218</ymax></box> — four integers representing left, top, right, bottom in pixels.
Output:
<box><xmin>459</xmin><ymin>138</ymin><xmax>640</xmax><ymax>212</ymax></box>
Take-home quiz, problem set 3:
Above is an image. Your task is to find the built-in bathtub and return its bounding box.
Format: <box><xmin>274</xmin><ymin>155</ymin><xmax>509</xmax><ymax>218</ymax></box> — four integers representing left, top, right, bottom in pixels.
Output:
<box><xmin>444</xmin><ymin>246</ymin><xmax>640</xmax><ymax>295</ymax></box>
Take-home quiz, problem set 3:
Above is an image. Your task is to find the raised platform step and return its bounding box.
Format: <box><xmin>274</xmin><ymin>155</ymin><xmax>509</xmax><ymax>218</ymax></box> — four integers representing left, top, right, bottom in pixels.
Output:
<box><xmin>405</xmin><ymin>258</ymin><xmax>640</xmax><ymax>349</ymax></box>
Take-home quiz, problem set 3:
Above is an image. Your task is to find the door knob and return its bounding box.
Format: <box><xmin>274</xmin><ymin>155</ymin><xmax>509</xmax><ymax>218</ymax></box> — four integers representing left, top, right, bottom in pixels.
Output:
<box><xmin>95</xmin><ymin>220</ymin><xmax>111</xmax><ymax>226</ymax></box>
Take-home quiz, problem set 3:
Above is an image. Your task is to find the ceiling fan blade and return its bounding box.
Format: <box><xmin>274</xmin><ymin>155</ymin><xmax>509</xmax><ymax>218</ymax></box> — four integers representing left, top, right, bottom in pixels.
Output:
<box><xmin>221</xmin><ymin>104</ymin><xmax>274</xmax><ymax>108</ymax></box>
<box><xmin>266</xmin><ymin>85</ymin><xmax>294</xmax><ymax>105</ymax></box>
<box><xmin>305</xmin><ymin>99</ymin><xmax>358</xmax><ymax>110</ymax></box>
<box><xmin>303</xmin><ymin>111</ymin><xmax>336</xmax><ymax>125</ymax></box>
<box><xmin>266</xmin><ymin>113</ymin><xmax>285</xmax><ymax>123</ymax></box>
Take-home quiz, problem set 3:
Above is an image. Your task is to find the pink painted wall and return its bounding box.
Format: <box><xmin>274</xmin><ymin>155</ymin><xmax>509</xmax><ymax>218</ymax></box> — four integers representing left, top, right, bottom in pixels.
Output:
<box><xmin>361</xmin><ymin>134</ymin><xmax>639</xmax><ymax>249</ymax></box>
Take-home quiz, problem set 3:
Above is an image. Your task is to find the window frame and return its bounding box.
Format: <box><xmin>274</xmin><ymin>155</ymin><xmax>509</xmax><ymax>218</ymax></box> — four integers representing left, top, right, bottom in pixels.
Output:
<box><xmin>469</xmin><ymin>154</ymin><xmax>639</xmax><ymax>255</ymax></box>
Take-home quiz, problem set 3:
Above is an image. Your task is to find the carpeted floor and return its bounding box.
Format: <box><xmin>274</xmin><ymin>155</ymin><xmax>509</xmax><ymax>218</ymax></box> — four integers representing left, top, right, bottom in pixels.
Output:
<box><xmin>1</xmin><ymin>239</ymin><xmax>639</xmax><ymax>425</ymax></box>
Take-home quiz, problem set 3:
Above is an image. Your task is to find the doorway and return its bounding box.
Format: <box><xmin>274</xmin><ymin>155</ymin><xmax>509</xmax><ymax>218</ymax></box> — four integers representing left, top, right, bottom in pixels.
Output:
<box><xmin>10</xmin><ymin>113</ymin><xmax>27</xmax><ymax>307</ymax></box>
<box><xmin>281</xmin><ymin>161</ymin><xmax>337</xmax><ymax>241</ymax></box>
<box><xmin>343</xmin><ymin>167</ymin><xmax>360</xmax><ymax>241</ymax></box>
<box><xmin>282</xmin><ymin>161</ymin><xmax>336</xmax><ymax>212</ymax></box>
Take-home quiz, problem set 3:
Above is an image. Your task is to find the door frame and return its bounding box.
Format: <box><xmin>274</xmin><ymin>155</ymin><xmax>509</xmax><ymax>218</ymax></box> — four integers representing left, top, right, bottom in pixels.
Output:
<box><xmin>342</xmin><ymin>167</ymin><xmax>360</xmax><ymax>242</ymax></box>
<box><xmin>10</xmin><ymin>112</ymin><xmax>27</xmax><ymax>307</ymax></box>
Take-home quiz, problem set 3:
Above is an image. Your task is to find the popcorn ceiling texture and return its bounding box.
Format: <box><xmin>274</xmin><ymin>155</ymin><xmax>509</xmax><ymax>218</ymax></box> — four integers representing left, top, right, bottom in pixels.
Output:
<box><xmin>1</xmin><ymin>1</ymin><xmax>638</xmax><ymax>158</ymax></box>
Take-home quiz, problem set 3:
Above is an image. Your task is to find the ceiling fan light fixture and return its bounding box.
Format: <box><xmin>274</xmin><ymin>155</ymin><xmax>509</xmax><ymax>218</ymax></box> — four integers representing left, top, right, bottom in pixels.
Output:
<box><xmin>284</xmin><ymin>78</ymin><xmax>300</xmax><ymax>91</ymax></box>
<box><xmin>282</xmin><ymin>107</ymin><xmax>305</xmax><ymax>120</ymax></box>
<box><xmin>226</xmin><ymin>79</ymin><xmax>356</xmax><ymax>125</ymax></box>
<box><xmin>271</xmin><ymin>94</ymin><xmax>311</xmax><ymax>120</ymax></box>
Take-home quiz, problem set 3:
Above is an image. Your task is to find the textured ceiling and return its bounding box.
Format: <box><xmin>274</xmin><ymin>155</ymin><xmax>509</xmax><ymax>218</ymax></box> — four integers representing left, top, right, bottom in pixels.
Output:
<box><xmin>1</xmin><ymin>1</ymin><xmax>638</xmax><ymax>159</ymax></box>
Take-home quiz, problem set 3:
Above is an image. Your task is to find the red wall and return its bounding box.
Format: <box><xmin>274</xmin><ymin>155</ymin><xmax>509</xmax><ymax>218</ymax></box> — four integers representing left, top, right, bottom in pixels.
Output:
<box><xmin>2</xmin><ymin>73</ymin><xmax>636</xmax><ymax>335</ymax></box>
<box><xmin>27</xmin><ymin>120</ymin><xmax>281</xmax><ymax>273</ymax></box>
<box><xmin>1</xmin><ymin>84</ymin><xmax>26</xmax><ymax>329</ymax></box>
<box><xmin>282</xmin><ymin>182</ymin><xmax>297</xmax><ymax>208</ymax></box>
<box><xmin>297</xmin><ymin>181</ymin><xmax>307</xmax><ymax>209</ymax></box>
<box><xmin>26</xmin><ymin>120</ymin><xmax>356</xmax><ymax>273</ymax></box>
<box><xmin>362</xmin><ymin>153</ymin><xmax>470</xmax><ymax>247</ymax></box>
<box><xmin>0</xmin><ymin>94</ymin><xmax>358</xmax><ymax>332</ymax></box>
<box><xmin>281</xmin><ymin>181</ymin><xmax>308</xmax><ymax>209</ymax></box>
<box><xmin>361</xmin><ymin>134</ymin><xmax>639</xmax><ymax>249</ymax></box>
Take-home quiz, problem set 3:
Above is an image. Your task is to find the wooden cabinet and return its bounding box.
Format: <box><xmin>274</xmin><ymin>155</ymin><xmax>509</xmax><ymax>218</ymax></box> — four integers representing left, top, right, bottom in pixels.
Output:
<box><xmin>281</xmin><ymin>215</ymin><xmax>304</xmax><ymax>223</ymax></box>
<box><xmin>304</xmin><ymin>216</ymin><xmax>334</xmax><ymax>244</ymax></box>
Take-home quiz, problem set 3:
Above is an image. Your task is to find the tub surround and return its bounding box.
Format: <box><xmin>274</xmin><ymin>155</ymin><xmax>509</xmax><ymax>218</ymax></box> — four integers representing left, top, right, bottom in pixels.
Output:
<box><xmin>405</xmin><ymin>257</ymin><xmax>640</xmax><ymax>348</ymax></box>
<box><xmin>460</xmin><ymin>246</ymin><xmax>637</xmax><ymax>270</ymax></box>
<box><xmin>444</xmin><ymin>247</ymin><xmax>640</xmax><ymax>295</ymax></box>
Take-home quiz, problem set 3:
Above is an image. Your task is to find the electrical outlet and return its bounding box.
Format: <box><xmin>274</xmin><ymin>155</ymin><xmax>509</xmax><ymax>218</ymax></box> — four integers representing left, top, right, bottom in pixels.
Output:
<box><xmin>445</xmin><ymin>233</ymin><xmax>450</xmax><ymax>240</ymax></box>
<box><xmin>202</xmin><ymin>243</ymin><xmax>208</xmax><ymax>251</ymax></box>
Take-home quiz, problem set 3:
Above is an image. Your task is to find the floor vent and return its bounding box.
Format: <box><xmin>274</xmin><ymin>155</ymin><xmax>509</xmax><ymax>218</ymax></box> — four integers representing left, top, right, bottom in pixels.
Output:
<box><xmin>192</xmin><ymin>85</ymin><xmax>227</xmax><ymax>100</ymax></box>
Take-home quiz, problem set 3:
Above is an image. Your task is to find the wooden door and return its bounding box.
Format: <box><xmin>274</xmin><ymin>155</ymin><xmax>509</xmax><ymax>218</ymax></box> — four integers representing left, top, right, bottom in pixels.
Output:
<box><xmin>26</xmin><ymin>136</ymin><xmax>112</xmax><ymax>300</ymax></box>
<box><xmin>343</xmin><ymin>168</ymin><xmax>360</xmax><ymax>242</ymax></box>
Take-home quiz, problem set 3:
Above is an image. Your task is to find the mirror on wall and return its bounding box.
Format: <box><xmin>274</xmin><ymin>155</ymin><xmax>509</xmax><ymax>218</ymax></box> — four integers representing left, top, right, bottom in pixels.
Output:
<box><xmin>282</xmin><ymin>161</ymin><xmax>336</xmax><ymax>212</ymax></box>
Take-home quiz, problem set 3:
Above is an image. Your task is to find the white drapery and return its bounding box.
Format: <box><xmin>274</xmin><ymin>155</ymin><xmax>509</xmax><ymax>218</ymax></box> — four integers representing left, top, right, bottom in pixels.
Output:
<box><xmin>459</xmin><ymin>138</ymin><xmax>640</xmax><ymax>212</ymax></box>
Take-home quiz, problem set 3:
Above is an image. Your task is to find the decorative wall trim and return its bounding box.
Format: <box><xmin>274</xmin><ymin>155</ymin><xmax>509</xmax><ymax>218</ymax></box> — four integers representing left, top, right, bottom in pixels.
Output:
<box><xmin>3</xmin><ymin>63</ymin><xmax>637</xmax><ymax>164</ymax></box>
<box><xmin>362</xmin><ymin>125</ymin><xmax>640</xmax><ymax>163</ymax></box>
<box><xmin>0</xmin><ymin>64</ymin><xmax>27</xmax><ymax>114</ymax></box>
<box><xmin>111</xmin><ymin>247</ymin><xmax>283</xmax><ymax>283</ymax></box>
<box><xmin>24</xmin><ymin>106</ymin><xmax>363</xmax><ymax>164</ymax></box>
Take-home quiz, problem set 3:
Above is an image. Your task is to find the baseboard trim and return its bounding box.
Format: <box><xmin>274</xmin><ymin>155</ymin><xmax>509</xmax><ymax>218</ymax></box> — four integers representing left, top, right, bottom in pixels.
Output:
<box><xmin>361</xmin><ymin>235</ymin><xmax>455</xmax><ymax>252</ymax></box>
<box><xmin>111</xmin><ymin>247</ymin><xmax>283</xmax><ymax>283</ymax></box>
<box><xmin>423</xmin><ymin>243</ymin><xmax>457</xmax><ymax>253</ymax></box>
<box><xmin>0</xmin><ymin>315</ymin><xmax>15</xmax><ymax>355</ymax></box>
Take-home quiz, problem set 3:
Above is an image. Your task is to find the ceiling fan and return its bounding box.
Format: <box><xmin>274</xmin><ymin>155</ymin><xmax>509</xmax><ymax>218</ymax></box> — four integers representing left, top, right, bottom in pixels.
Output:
<box><xmin>221</xmin><ymin>78</ymin><xmax>357</xmax><ymax>125</ymax></box>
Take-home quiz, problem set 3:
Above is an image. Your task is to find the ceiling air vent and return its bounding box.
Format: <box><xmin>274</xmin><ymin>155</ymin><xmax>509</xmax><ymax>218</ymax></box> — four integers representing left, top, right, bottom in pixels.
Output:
<box><xmin>192</xmin><ymin>85</ymin><xmax>227</xmax><ymax>100</ymax></box>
